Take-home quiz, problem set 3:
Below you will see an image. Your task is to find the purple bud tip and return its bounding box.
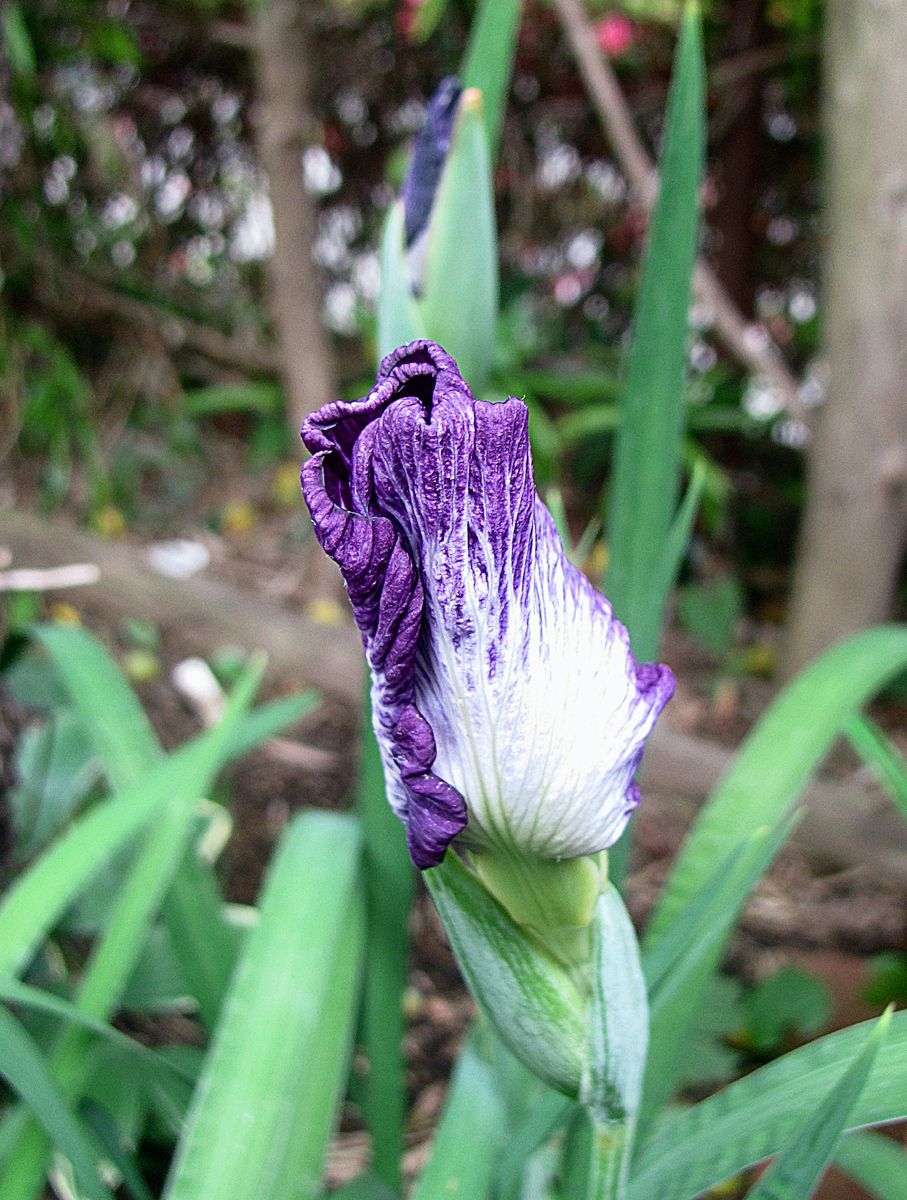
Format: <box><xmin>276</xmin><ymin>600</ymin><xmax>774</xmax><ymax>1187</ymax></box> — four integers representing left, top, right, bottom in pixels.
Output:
<box><xmin>401</xmin><ymin>76</ymin><xmax>462</xmax><ymax>248</ymax></box>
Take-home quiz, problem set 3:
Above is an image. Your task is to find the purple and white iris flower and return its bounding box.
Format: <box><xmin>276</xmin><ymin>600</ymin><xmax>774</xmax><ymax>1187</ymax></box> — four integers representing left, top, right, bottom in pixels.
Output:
<box><xmin>301</xmin><ymin>340</ymin><xmax>674</xmax><ymax>872</ymax></box>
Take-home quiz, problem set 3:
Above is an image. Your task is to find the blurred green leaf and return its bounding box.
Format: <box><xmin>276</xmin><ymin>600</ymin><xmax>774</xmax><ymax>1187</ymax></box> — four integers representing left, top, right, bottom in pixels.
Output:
<box><xmin>643</xmin><ymin>817</ymin><xmax>797</xmax><ymax>1010</ymax></box>
<box><xmin>649</xmin><ymin>627</ymin><xmax>907</xmax><ymax>941</ymax></box>
<box><xmin>461</xmin><ymin>0</ymin><xmax>522</xmax><ymax>158</ymax></box>
<box><xmin>558</xmin><ymin>405</ymin><xmax>620</xmax><ymax>445</ymax></box>
<box><xmin>496</xmin><ymin>1091</ymin><xmax>574</xmax><ymax>1200</ymax></box>
<box><xmin>746</xmin><ymin>1010</ymin><xmax>890</xmax><ymax>1200</ymax></box>
<box><xmin>631</xmin><ymin>1011</ymin><xmax>907</xmax><ymax>1200</ymax></box>
<box><xmin>326</xmin><ymin>1177</ymin><xmax>398</xmax><ymax>1200</ymax></box>
<box><xmin>2</xmin><ymin>2</ymin><xmax>36</xmax><ymax>77</ymax></box>
<box><xmin>0</xmin><ymin>687</ymin><xmax>318</xmax><ymax>977</ymax></box>
<box><xmin>677</xmin><ymin>574</ymin><xmax>744</xmax><ymax>660</ymax></box>
<box><xmin>419</xmin><ymin>91</ymin><xmax>498</xmax><ymax>391</ymax></box>
<box><xmin>407</xmin><ymin>0</ymin><xmax>449</xmax><ymax>42</ymax></box>
<box><xmin>80</xmin><ymin>1100</ymin><xmax>155</xmax><ymax>1200</ymax></box>
<box><xmin>0</xmin><ymin>1008</ymin><xmax>113</xmax><ymax>1200</ymax></box>
<box><xmin>743</xmin><ymin>966</ymin><xmax>832</xmax><ymax>1053</ymax></box>
<box><xmin>513</xmin><ymin>367</ymin><xmax>622</xmax><ymax>408</ymax></box>
<box><xmin>163</xmin><ymin>812</ymin><xmax>364</xmax><ymax>1200</ymax></box>
<box><xmin>650</xmin><ymin>458</ymin><xmax>706</xmax><ymax>615</ymax></box>
<box><xmin>644</xmin><ymin>815</ymin><xmax>799</xmax><ymax>1114</ymax></box>
<box><xmin>0</xmin><ymin>977</ymin><xmax>195</xmax><ymax>1082</ymax></box>
<box><xmin>183</xmin><ymin>382</ymin><xmax>283</xmax><ymax>418</ymax></box>
<box><xmin>835</xmin><ymin>1129</ymin><xmax>907</xmax><ymax>1200</ymax></box>
<box><xmin>10</xmin><ymin>711</ymin><xmax>101</xmax><ymax>854</ymax></box>
<box><xmin>0</xmin><ymin>662</ymin><xmax>264</xmax><ymax>1200</ymax></box>
<box><xmin>863</xmin><ymin>953</ymin><xmax>907</xmax><ymax>1008</ymax></box>
<box><xmin>844</xmin><ymin>714</ymin><xmax>907</xmax><ymax>823</ymax></box>
<box><xmin>377</xmin><ymin>200</ymin><xmax>424</xmax><ymax>361</ymax></box>
<box><xmin>87</xmin><ymin>21</ymin><xmax>141</xmax><ymax>67</ymax></box>
<box><xmin>411</xmin><ymin>1030</ymin><xmax>506</xmax><ymax>1200</ymax></box>
<box><xmin>605</xmin><ymin>4</ymin><xmax>704</xmax><ymax>665</ymax></box>
<box><xmin>358</xmin><ymin>686</ymin><xmax>413</xmax><ymax>1194</ymax></box>
<box><xmin>643</xmin><ymin>626</ymin><xmax>907</xmax><ymax>1115</ymax></box>
<box><xmin>34</xmin><ymin>625</ymin><xmax>159</xmax><ymax>792</ymax></box>
<box><xmin>119</xmin><ymin>923</ymin><xmax>194</xmax><ymax>1013</ymax></box>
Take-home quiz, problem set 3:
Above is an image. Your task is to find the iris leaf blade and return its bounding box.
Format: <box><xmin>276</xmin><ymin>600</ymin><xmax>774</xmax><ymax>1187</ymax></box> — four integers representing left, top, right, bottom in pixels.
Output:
<box><xmin>461</xmin><ymin>0</ymin><xmax>522</xmax><ymax>159</ymax></box>
<box><xmin>644</xmin><ymin>813</ymin><xmax>799</xmax><ymax>1103</ymax></box>
<box><xmin>359</xmin><ymin>689</ymin><xmax>413</xmax><ymax>1194</ymax></box>
<box><xmin>834</xmin><ymin>1129</ymin><xmax>907</xmax><ymax>1200</ymax></box>
<box><xmin>605</xmin><ymin>4</ymin><xmax>705</xmax><ymax>665</ymax></box>
<box><xmin>33</xmin><ymin>624</ymin><xmax>160</xmax><ymax>791</ymax></box>
<box><xmin>0</xmin><ymin>662</ymin><xmax>264</xmax><ymax>1200</ymax></box>
<box><xmin>419</xmin><ymin>90</ymin><xmax>498</xmax><ymax>391</ymax></box>
<box><xmin>0</xmin><ymin>1007</ymin><xmax>113</xmax><ymax>1200</ymax></box>
<box><xmin>162</xmin><ymin>811</ymin><xmax>363</xmax><ymax>1200</ymax></box>
<box><xmin>377</xmin><ymin>200</ymin><xmax>424</xmax><ymax>360</ymax></box>
<box><xmin>0</xmin><ymin>978</ymin><xmax>194</xmax><ymax>1082</ymax></box>
<box><xmin>630</xmin><ymin>1011</ymin><xmax>907</xmax><ymax>1200</ymax></box>
<box><xmin>410</xmin><ymin>1030</ymin><xmax>507</xmax><ymax>1200</ymax></box>
<box><xmin>843</xmin><ymin>713</ymin><xmax>907</xmax><ymax>823</ymax></box>
<box><xmin>642</xmin><ymin>626</ymin><xmax>907</xmax><ymax>1114</ymax></box>
<box><xmin>32</xmin><ymin>623</ymin><xmax>255</xmax><ymax>1030</ymax></box>
<box><xmin>0</xmin><ymin>688</ymin><xmax>318</xmax><ymax>978</ymax></box>
<box><xmin>741</xmin><ymin>1009</ymin><xmax>890</xmax><ymax>1200</ymax></box>
<box><xmin>650</xmin><ymin>457</ymin><xmax>707</xmax><ymax>613</ymax></box>
<box><xmin>649</xmin><ymin>627</ymin><xmax>907</xmax><ymax>940</ymax></box>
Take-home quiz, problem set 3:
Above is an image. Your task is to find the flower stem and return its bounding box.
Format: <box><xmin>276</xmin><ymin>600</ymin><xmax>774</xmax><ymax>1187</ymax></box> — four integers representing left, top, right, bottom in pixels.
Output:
<box><xmin>586</xmin><ymin>1117</ymin><xmax>633</xmax><ymax>1200</ymax></box>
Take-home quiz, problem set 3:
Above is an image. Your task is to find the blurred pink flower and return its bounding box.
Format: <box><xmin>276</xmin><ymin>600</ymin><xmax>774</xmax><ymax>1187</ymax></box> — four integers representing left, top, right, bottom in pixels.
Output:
<box><xmin>596</xmin><ymin>12</ymin><xmax>636</xmax><ymax>58</ymax></box>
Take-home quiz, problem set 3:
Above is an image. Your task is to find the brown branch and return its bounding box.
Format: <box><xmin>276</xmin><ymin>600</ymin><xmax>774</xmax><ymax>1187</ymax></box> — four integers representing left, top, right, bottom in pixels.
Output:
<box><xmin>552</xmin><ymin>0</ymin><xmax>806</xmax><ymax>423</ymax></box>
<box><xmin>33</xmin><ymin>256</ymin><xmax>281</xmax><ymax>377</ymax></box>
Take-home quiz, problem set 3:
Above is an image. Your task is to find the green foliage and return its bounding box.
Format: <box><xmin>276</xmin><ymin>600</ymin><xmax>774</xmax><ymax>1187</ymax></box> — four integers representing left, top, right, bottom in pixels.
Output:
<box><xmin>358</xmin><ymin>688</ymin><xmax>414</xmax><ymax>1193</ymax></box>
<box><xmin>0</xmin><ymin>627</ymin><xmax>322</xmax><ymax>1197</ymax></box>
<box><xmin>409</xmin><ymin>1030</ymin><xmax>507</xmax><ymax>1200</ymax></box>
<box><xmin>162</xmin><ymin>812</ymin><xmax>364</xmax><ymax>1200</ymax></box>
<box><xmin>745</xmin><ymin>1010</ymin><xmax>890</xmax><ymax>1200</ymax></box>
<box><xmin>642</xmin><ymin>626</ymin><xmax>907</xmax><ymax>1115</ymax></box>
<box><xmin>631</xmin><ymin>1011</ymin><xmax>907</xmax><ymax>1200</ymax></box>
<box><xmin>835</xmin><ymin>1130</ymin><xmax>907</xmax><ymax>1200</ymax></box>
<box><xmin>742</xmin><ymin>966</ymin><xmax>832</xmax><ymax>1054</ymax></box>
<box><xmin>2</xmin><ymin>1</ymin><xmax>36</xmax><ymax>77</ymax></box>
<box><xmin>862</xmin><ymin>953</ymin><xmax>907</xmax><ymax>1009</ymax></box>
<box><xmin>377</xmin><ymin>201</ymin><xmax>424</xmax><ymax>359</ymax></box>
<box><xmin>461</xmin><ymin>0</ymin><xmax>523</xmax><ymax>157</ymax></box>
<box><xmin>418</xmin><ymin>89</ymin><xmax>499</xmax><ymax>391</ymax></box>
<box><xmin>677</xmin><ymin>573</ymin><xmax>745</xmax><ymax>661</ymax></box>
<box><xmin>0</xmin><ymin>1007</ymin><xmax>114</xmax><ymax>1200</ymax></box>
<box><xmin>605</xmin><ymin>3</ymin><xmax>705</xmax><ymax>665</ymax></box>
<box><xmin>844</xmin><ymin>714</ymin><xmax>907</xmax><ymax>822</ymax></box>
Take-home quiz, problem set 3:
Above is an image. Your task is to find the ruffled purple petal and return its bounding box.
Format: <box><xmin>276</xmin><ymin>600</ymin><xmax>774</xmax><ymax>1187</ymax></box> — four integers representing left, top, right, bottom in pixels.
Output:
<box><xmin>301</xmin><ymin>339</ymin><xmax>673</xmax><ymax>868</ymax></box>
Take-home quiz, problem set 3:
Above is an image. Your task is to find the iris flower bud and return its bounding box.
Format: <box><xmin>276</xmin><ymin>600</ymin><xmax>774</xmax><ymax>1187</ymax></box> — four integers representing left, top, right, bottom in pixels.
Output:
<box><xmin>401</xmin><ymin>75</ymin><xmax>462</xmax><ymax>294</ymax></box>
<box><xmin>301</xmin><ymin>341</ymin><xmax>673</xmax><ymax>881</ymax></box>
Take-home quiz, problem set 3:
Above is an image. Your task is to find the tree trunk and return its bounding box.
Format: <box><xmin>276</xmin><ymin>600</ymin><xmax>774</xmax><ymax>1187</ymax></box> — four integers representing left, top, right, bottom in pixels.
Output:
<box><xmin>711</xmin><ymin>0</ymin><xmax>766</xmax><ymax>314</ymax></box>
<box><xmin>783</xmin><ymin>0</ymin><xmax>907</xmax><ymax>677</ymax></box>
<box><xmin>252</xmin><ymin>0</ymin><xmax>335</xmax><ymax>437</ymax></box>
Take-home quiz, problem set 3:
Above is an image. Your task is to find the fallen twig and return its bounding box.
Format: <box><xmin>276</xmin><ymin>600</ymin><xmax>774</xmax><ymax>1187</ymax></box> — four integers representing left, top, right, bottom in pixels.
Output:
<box><xmin>0</xmin><ymin>563</ymin><xmax>101</xmax><ymax>592</ymax></box>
